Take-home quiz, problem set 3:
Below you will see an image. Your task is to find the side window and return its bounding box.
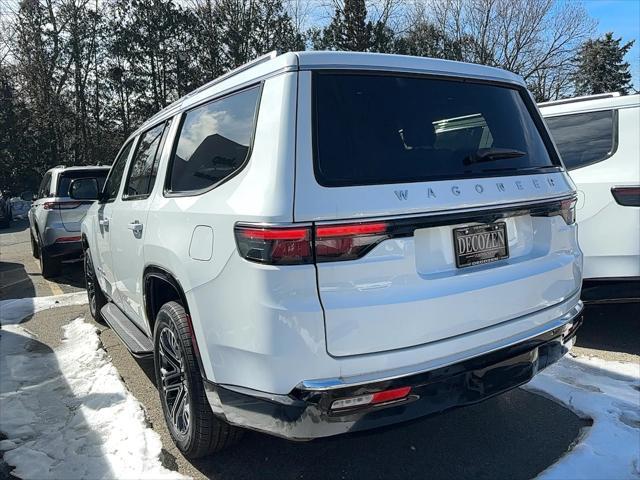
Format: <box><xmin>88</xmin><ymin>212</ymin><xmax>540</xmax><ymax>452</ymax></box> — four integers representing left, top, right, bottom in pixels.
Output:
<box><xmin>545</xmin><ymin>110</ymin><xmax>616</xmax><ymax>170</ymax></box>
<box><xmin>123</xmin><ymin>121</ymin><xmax>169</xmax><ymax>200</ymax></box>
<box><xmin>38</xmin><ymin>173</ymin><xmax>52</xmax><ymax>199</ymax></box>
<box><xmin>103</xmin><ymin>140</ymin><xmax>134</xmax><ymax>202</ymax></box>
<box><xmin>167</xmin><ymin>86</ymin><xmax>260</xmax><ymax>194</ymax></box>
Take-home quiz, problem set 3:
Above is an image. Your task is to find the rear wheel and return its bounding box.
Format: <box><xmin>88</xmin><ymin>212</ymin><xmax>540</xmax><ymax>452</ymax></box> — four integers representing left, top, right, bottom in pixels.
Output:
<box><xmin>154</xmin><ymin>301</ymin><xmax>243</xmax><ymax>458</ymax></box>
<box><xmin>39</xmin><ymin>241</ymin><xmax>61</xmax><ymax>279</ymax></box>
<box><xmin>30</xmin><ymin>231</ymin><xmax>39</xmax><ymax>258</ymax></box>
<box><xmin>84</xmin><ymin>247</ymin><xmax>106</xmax><ymax>323</ymax></box>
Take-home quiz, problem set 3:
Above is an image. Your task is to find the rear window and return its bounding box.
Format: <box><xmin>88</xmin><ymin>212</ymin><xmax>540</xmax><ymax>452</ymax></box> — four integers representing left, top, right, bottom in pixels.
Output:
<box><xmin>544</xmin><ymin>110</ymin><xmax>616</xmax><ymax>170</ymax></box>
<box><xmin>57</xmin><ymin>170</ymin><xmax>108</xmax><ymax>197</ymax></box>
<box><xmin>313</xmin><ymin>73</ymin><xmax>558</xmax><ymax>186</ymax></box>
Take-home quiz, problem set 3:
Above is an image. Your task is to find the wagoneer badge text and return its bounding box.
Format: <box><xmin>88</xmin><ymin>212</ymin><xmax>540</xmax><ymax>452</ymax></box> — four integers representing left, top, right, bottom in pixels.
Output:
<box><xmin>393</xmin><ymin>177</ymin><xmax>558</xmax><ymax>201</ymax></box>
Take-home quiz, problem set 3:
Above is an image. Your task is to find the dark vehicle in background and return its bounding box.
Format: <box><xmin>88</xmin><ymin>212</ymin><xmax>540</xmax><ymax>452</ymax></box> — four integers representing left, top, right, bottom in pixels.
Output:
<box><xmin>28</xmin><ymin>166</ymin><xmax>109</xmax><ymax>278</ymax></box>
<box><xmin>0</xmin><ymin>189</ymin><xmax>12</xmax><ymax>228</ymax></box>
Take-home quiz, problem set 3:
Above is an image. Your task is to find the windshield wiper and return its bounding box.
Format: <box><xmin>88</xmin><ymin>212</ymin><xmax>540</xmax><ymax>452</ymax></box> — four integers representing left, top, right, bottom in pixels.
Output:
<box><xmin>465</xmin><ymin>148</ymin><xmax>526</xmax><ymax>165</ymax></box>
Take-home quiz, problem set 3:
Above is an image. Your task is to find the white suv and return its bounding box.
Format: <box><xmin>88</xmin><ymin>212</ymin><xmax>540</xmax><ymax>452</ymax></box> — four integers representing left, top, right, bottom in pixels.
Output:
<box><xmin>540</xmin><ymin>93</ymin><xmax>640</xmax><ymax>289</ymax></box>
<box><xmin>79</xmin><ymin>52</ymin><xmax>583</xmax><ymax>458</ymax></box>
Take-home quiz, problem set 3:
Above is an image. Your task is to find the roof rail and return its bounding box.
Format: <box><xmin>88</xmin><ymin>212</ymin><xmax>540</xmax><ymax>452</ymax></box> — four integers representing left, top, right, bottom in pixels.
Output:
<box><xmin>144</xmin><ymin>51</ymin><xmax>279</xmax><ymax>127</ymax></box>
<box><xmin>539</xmin><ymin>92</ymin><xmax>621</xmax><ymax>107</ymax></box>
<box><xmin>189</xmin><ymin>51</ymin><xmax>279</xmax><ymax>98</ymax></box>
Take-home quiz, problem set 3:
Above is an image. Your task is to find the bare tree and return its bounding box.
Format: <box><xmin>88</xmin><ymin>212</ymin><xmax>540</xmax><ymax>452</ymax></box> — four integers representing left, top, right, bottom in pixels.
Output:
<box><xmin>427</xmin><ymin>0</ymin><xmax>594</xmax><ymax>100</ymax></box>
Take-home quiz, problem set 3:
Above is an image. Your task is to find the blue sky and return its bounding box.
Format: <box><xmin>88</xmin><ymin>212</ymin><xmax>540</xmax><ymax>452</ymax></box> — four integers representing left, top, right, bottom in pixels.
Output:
<box><xmin>582</xmin><ymin>0</ymin><xmax>640</xmax><ymax>90</ymax></box>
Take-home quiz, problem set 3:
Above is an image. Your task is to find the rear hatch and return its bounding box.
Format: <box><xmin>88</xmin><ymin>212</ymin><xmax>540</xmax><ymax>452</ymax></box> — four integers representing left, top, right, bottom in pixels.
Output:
<box><xmin>295</xmin><ymin>70</ymin><xmax>581</xmax><ymax>357</ymax></box>
<box><xmin>56</xmin><ymin>169</ymin><xmax>108</xmax><ymax>232</ymax></box>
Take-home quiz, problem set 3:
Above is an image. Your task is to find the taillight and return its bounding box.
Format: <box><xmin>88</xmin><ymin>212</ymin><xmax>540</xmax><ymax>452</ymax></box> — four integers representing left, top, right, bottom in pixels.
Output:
<box><xmin>558</xmin><ymin>197</ymin><xmax>577</xmax><ymax>225</ymax></box>
<box><xmin>315</xmin><ymin>221</ymin><xmax>389</xmax><ymax>262</ymax></box>
<box><xmin>54</xmin><ymin>235</ymin><xmax>81</xmax><ymax>243</ymax></box>
<box><xmin>235</xmin><ymin>221</ymin><xmax>390</xmax><ymax>265</ymax></box>
<box><xmin>43</xmin><ymin>201</ymin><xmax>82</xmax><ymax>210</ymax></box>
<box><xmin>234</xmin><ymin>225</ymin><xmax>313</xmax><ymax>265</ymax></box>
<box><xmin>537</xmin><ymin>197</ymin><xmax>577</xmax><ymax>225</ymax></box>
<box><xmin>611</xmin><ymin>186</ymin><xmax>640</xmax><ymax>207</ymax></box>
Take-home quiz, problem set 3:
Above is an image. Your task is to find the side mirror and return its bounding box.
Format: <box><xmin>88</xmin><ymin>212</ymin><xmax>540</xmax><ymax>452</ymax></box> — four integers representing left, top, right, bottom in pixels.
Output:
<box><xmin>69</xmin><ymin>178</ymin><xmax>100</xmax><ymax>201</ymax></box>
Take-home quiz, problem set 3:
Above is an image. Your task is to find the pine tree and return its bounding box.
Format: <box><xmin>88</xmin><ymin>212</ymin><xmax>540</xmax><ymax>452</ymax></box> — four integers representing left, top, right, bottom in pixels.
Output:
<box><xmin>573</xmin><ymin>32</ymin><xmax>635</xmax><ymax>95</ymax></box>
<box><xmin>312</xmin><ymin>0</ymin><xmax>390</xmax><ymax>52</ymax></box>
<box><xmin>341</xmin><ymin>0</ymin><xmax>371</xmax><ymax>51</ymax></box>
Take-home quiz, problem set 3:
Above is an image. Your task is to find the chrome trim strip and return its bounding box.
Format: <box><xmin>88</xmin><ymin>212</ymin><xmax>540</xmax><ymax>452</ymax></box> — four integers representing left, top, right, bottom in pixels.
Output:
<box><xmin>311</xmin><ymin>194</ymin><xmax>575</xmax><ymax>225</ymax></box>
<box><xmin>298</xmin><ymin>299</ymin><xmax>584</xmax><ymax>391</ymax></box>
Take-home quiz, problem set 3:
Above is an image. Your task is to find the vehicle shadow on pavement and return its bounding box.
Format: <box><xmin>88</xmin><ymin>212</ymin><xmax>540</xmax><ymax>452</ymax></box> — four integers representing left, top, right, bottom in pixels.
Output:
<box><xmin>0</xmin><ymin>262</ymin><xmax>35</xmax><ymax>302</ymax></box>
<box><xmin>0</xmin><ymin>328</ymin><xmax>117</xmax><ymax>480</ymax></box>
<box><xmin>0</xmin><ymin>220</ymin><xmax>29</xmax><ymax>235</ymax></box>
<box><xmin>576</xmin><ymin>303</ymin><xmax>640</xmax><ymax>357</ymax></box>
<box><xmin>53</xmin><ymin>262</ymin><xmax>86</xmax><ymax>290</ymax></box>
<box><xmin>188</xmin><ymin>389</ymin><xmax>588</xmax><ymax>480</ymax></box>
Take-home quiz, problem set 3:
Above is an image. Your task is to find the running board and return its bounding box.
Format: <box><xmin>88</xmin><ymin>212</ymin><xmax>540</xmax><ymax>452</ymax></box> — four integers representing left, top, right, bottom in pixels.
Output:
<box><xmin>101</xmin><ymin>303</ymin><xmax>153</xmax><ymax>356</ymax></box>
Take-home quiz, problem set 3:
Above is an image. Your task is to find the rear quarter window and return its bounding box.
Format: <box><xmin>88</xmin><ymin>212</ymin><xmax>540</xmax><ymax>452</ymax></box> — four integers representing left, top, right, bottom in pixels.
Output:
<box><xmin>167</xmin><ymin>86</ymin><xmax>261</xmax><ymax>194</ymax></box>
<box><xmin>56</xmin><ymin>171</ymin><xmax>108</xmax><ymax>197</ymax></box>
<box><xmin>544</xmin><ymin>110</ymin><xmax>616</xmax><ymax>170</ymax></box>
<box><xmin>313</xmin><ymin>72</ymin><xmax>559</xmax><ymax>187</ymax></box>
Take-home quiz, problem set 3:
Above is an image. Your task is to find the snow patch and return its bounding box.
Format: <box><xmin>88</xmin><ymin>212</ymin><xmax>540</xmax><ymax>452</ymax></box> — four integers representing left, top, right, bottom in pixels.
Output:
<box><xmin>0</xmin><ymin>292</ymin><xmax>88</xmax><ymax>326</ymax></box>
<box><xmin>525</xmin><ymin>354</ymin><xmax>640</xmax><ymax>480</ymax></box>
<box><xmin>0</xmin><ymin>317</ymin><xmax>185</xmax><ymax>479</ymax></box>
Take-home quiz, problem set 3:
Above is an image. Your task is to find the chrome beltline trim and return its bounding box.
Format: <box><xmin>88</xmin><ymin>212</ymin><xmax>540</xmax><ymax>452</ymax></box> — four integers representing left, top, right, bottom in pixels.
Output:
<box><xmin>312</xmin><ymin>193</ymin><xmax>575</xmax><ymax>225</ymax></box>
<box><xmin>298</xmin><ymin>298</ymin><xmax>583</xmax><ymax>391</ymax></box>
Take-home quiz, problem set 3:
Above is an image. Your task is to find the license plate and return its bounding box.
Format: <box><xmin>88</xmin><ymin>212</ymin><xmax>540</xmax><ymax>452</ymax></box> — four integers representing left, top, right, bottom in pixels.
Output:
<box><xmin>453</xmin><ymin>222</ymin><xmax>509</xmax><ymax>268</ymax></box>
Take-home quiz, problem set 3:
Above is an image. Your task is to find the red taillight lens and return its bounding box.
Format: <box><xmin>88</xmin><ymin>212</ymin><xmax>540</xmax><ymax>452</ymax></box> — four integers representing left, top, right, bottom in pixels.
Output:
<box><xmin>234</xmin><ymin>226</ymin><xmax>312</xmax><ymax>265</ymax></box>
<box><xmin>371</xmin><ymin>386</ymin><xmax>412</xmax><ymax>404</ymax></box>
<box><xmin>43</xmin><ymin>201</ymin><xmax>82</xmax><ymax>210</ymax></box>
<box><xmin>54</xmin><ymin>235</ymin><xmax>81</xmax><ymax>243</ymax></box>
<box><xmin>315</xmin><ymin>221</ymin><xmax>389</xmax><ymax>262</ymax></box>
<box><xmin>611</xmin><ymin>186</ymin><xmax>640</xmax><ymax>207</ymax></box>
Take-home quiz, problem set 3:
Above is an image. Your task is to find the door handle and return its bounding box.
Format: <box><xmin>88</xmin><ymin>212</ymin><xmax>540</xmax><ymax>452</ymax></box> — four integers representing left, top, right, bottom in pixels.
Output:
<box><xmin>128</xmin><ymin>221</ymin><xmax>143</xmax><ymax>234</ymax></box>
<box><xmin>99</xmin><ymin>218</ymin><xmax>110</xmax><ymax>227</ymax></box>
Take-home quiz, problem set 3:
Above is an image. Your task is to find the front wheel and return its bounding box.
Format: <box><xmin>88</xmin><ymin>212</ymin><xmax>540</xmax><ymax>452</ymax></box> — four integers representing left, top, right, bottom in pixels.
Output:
<box><xmin>154</xmin><ymin>301</ymin><xmax>243</xmax><ymax>458</ymax></box>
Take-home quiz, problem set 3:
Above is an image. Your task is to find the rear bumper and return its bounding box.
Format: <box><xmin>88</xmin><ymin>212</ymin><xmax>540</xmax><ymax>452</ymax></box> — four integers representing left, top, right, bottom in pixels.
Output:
<box><xmin>204</xmin><ymin>302</ymin><xmax>583</xmax><ymax>441</ymax></box>
<box><xmin>42</xmin><ymin>240</ymin><xmax>83</xmax><ymax>259</ymax></box>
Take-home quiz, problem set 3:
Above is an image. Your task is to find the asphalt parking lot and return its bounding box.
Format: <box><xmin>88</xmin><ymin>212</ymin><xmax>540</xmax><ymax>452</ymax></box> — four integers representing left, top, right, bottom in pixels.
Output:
<box><xmin>1</xmin><ymin>218</ymin><xmax>638</xmax><ymax>479</ymax></box>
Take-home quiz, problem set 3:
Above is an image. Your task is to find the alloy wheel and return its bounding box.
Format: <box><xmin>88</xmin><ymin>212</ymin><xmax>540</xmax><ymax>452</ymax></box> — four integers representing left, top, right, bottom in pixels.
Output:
<box><xmin>158</xmin><ymin>326</ymin><xmax>190</xmax><ymax>436</ymax></box>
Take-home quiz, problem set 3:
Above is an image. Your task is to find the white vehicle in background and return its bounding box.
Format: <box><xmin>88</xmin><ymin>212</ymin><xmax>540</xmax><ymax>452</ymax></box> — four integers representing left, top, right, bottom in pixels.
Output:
<box><xmin>79</xmin><ymin>51</ymin><xmax>583</xmax><ymax>458</ymax></box>
<box><xmin>540</xmin><ymin>93</ymin><xmax>640</xmax><ymax>301</ymax></box>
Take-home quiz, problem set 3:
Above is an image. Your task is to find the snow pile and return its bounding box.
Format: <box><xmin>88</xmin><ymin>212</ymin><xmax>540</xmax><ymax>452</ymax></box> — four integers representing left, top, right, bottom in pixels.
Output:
<box><xmin>0</xmin><ymin>316</ymin><xmax>185</xmax><ymax>479</ymax></box>
<box><xmin>526</xmin><ymin>354</ymin><xmax>640</xmax><ymax>480</ymax></box>
<box><xmin>0</xmin><ymin>292</ymin><xmax>88</xmax><ymax>326</ymax></box>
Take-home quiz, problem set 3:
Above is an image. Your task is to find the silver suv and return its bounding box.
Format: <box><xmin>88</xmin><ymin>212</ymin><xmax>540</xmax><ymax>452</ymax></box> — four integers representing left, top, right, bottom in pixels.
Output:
<box><xmin>29</xmin><ymin>166</ymin><xmax>109</xmax><ymax>278</ymax></box>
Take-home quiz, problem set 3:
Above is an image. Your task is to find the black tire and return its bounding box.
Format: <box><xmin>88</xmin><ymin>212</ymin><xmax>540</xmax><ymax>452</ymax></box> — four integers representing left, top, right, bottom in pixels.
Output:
<box><xmin>154</xmin><ymin>301</ymin><xmax>243</xmax><ymax>458</ymax></box>
<box><xmin>39</xmin><ymin>242</ymin><xmax>61</xmax><ymax>279</ymax></box>
<box><xmin>0</xmin><ymin>218</ymin><xmax>9</xmax><ymax>229</ymax></box>
<box><xmin>31</xmin><ymin>231</ymin><xmax>40</xmax><ymax>259</ymax></box>
<box><xmin>84</xmin><ymin>247</ymin><xmax>107</xmax><ymax>323</ymax></box>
